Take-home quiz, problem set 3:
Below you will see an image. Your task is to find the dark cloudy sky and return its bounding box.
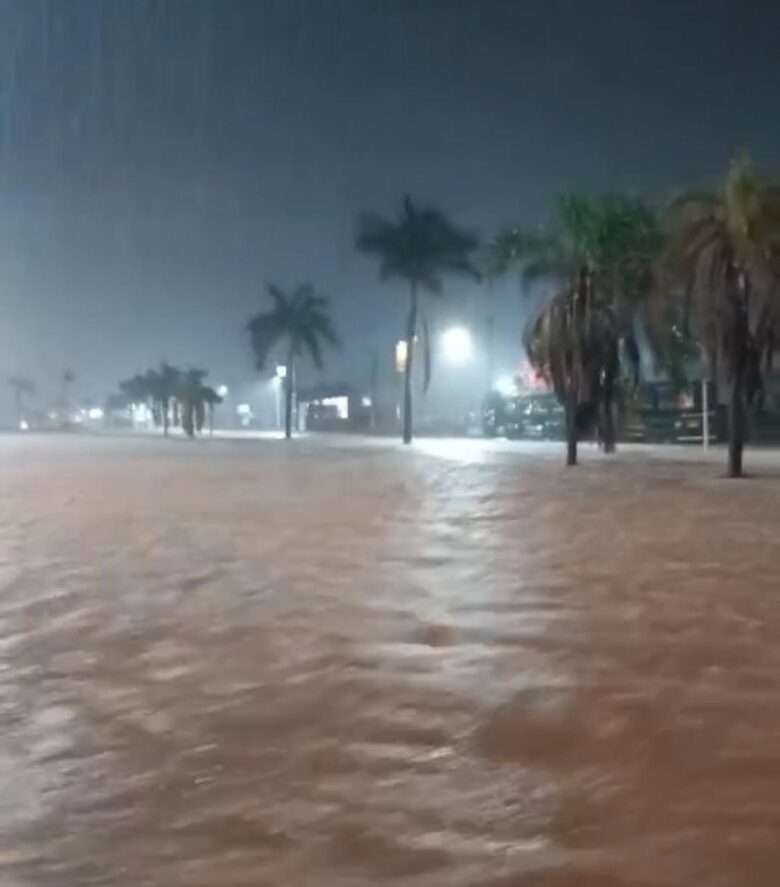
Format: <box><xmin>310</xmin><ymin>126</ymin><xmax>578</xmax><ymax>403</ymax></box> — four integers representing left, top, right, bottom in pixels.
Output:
<box><xmin>1</xmin><ymin>0</ymin><xmax>779</xmax><ymax>414</ymax></box>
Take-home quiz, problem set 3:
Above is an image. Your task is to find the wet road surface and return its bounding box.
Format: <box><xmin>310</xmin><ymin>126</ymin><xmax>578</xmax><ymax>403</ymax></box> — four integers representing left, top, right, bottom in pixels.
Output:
<box><xmin>1</xmin><ymin>433</ymin><xmax>780</xmax><ymax>885</ymax></box>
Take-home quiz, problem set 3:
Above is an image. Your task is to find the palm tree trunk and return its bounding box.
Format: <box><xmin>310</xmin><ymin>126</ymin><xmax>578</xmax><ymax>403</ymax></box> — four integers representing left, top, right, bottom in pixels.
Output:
<box><xmin>284</xmin><ymin>354</ymin><xmax>294</xmax><ymax>440</ymax></box>
<box><xmin>727</xmin><ymin>271</ymin><xmax>750</xmax><ymax>478</ymax></box>
<box><xmin>163</xmin><ymin>398</ymin><xmax>170</xmax><ymax>436</ymax></box>
<box><xmin>402</xmin><ymin>283</ymin><xmax>418</xmax><ymax>445</ymax></box>
<box><xmin>566</xmin><ymin>384</ymin><xmax>578</xmax><ymax>466</ymax></box>
<box><xmin>728</xmin><ymin>369</ymin><xmax>745</xmax><ymax>478</ymax></box>
<box><xmin>208</xmin><ymin>403</ymin><xmax>214</xmax><ymax>436</ymax></box>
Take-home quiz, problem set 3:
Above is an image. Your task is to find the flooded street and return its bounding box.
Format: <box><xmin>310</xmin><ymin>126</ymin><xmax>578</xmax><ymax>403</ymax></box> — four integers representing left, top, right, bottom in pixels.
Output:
<box><xmin>2</xmin><ymin>433</ymin><xmax>780</xmax><ymax>886</ymax></box>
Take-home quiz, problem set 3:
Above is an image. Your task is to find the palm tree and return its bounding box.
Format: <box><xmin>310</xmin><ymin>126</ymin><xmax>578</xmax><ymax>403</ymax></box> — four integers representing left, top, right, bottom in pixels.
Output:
<box><xmin>524</xmin><ymin>272</ymin><xmax>619</xmax><ymax>465</ymax></box>
<box><xmin>356</xmin><ymin>195</ymin><xmax>480</xmax><ymax>443</ymax></box>
<box><xmin>201</xmin><ymin>386</ymin><xmax>222</xmax><ymax>436</ymax></box>
<box><xmin>491</xmin><ymin>194</ymin><xmax>660</xmax><ymax>463</ymax></box>
<box><xmin>177</xmin><ymin>368</ymin><xmax>210</xmax><ymax>438</ymax></box>
<box><xmin>247</xmin><ymin>283</ymin><xmax>340</xmax><ymax>439</ymax></box>
<box><xmin>663</xmin><ymin>156</ymin><xmax>780</xmax><ymax>477</ymax></box>
<box><xmin>8</xmin><ymin>376</ymin><xmax>35</xmax><ymax>425</ymax></box>
<box><xmin>144</xmin><ymin>362</ymin><xmax>181</xmax><ymax>435</ymax></box>
<box><xmin>119</xmin><ymin>374</ymin><xmax>151</xmax><ymax>422</ymax></box>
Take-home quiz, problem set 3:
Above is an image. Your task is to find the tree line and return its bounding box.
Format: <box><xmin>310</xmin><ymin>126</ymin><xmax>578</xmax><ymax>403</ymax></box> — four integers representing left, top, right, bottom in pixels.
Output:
<box><xmin>110</xmin><ymin>363</ymin><xmax>222</xmax><ymax>438</ymax></box>
<box><xmin>96</xmin><ymin>154</ymin><xmax>780</xmax><ymax>478</ymax></box>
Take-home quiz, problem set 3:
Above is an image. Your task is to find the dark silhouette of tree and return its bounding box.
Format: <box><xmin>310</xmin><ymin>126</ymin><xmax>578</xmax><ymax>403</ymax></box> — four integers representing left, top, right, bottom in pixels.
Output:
<box><xmin>356</xmin><ymin>195</ymin><xmax>479</xmax><ymax>443</ymax></box>
<box><xmin>8</xmin><ymin>376</ymin><xmax>35</xmax><ymax>424</ymax></box>
<box><xmin>144</xmin><ymin>362</ymin><xmax>180</xmax><ymax>435</ymax></box>
<box><xmin>491</xmin><ymin>194</ymin><xmax>660</xmax><ymax>464</ymax></box>
<box><xmin>201</xmin><ymin>386</ymin><xmax>222</xmax><ymax>436</ymax></box>
<box><xmin>247</xmin><ymin>283</ymin><xmax>340</xmax><ymax>439</ymax></box>
<box><xmin>177</xmin><ymin>368</ymin><xmax>210</xmax><ymax>438</ymax></box>
<box><xmin>662</xmin><ymin>156</ymin><xmax>780</xmax><ymax>477</ymax></box>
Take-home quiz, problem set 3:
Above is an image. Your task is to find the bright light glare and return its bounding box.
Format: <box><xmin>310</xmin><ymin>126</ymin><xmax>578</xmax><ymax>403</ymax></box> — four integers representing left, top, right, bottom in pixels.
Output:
<box><xmin>217</xmin><ymin>384</ymin><xmax>229</xmax><ymax>398</ymax></box>
<box><xmin>88</xmin><ymin>407</ymin><xmax>104</xmax><ymax>420</ymax></box>
<box><xmin>321</xmin><ymin>396</ymin><xmax>349</xmax><ymax>419</ymax></box>
<box><xmin>494</xmin><ymin>375</ymin><xmax>517</xmax><ymax>397</ymax></box>
<box><xmin>19</xmin><ymin>419</ymin><xmax>29</xmax><ymax>431</ymax></box>
<box><xmin>275</xmin><ymin>365</ymin><xmax>287</xmax><ymax>379</ymax></box>
<box><xmin>441</xmin><ymin>326</ymin><xmax>473</xmax><ymax>364</ymax></box>
<box><xmin>361</xmin><ymin>396</ymin><xmax>372</xmax><ymax>407</ymax></box>
<box><xmin>236</xmin><ymin>403</ymin><xmax>251</xmax><ymax>416</ymax></box>
<box><xmin>395</xmin><ymin>340</ymin><xmax>408</xmax><ymax>373</ymax></box>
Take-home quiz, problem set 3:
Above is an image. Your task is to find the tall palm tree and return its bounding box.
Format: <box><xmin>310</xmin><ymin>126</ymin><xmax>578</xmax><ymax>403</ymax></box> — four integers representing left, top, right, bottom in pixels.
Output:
<box><xmin>247</xmin><ymin>283</ymin><xmax>340</xmax><ymax>439</ymax></box>
<box><xmin>491</xmin><ymin>194</ymin><xmax>660</xmax><ymax>463</ymax></box>
<box><xmin>663</xmin><ymin>156</ymin><xmax>780</xmax><ymax>477</ymax></box>
<box><xmin>356</xmin><ymin>195</ymin><xmax>480</xmax><ymax>443</ymax></box>
<box><xmin>8</xmin><ymin>376</ymin><xmax>35</xmax><ymax>425</ymax></box>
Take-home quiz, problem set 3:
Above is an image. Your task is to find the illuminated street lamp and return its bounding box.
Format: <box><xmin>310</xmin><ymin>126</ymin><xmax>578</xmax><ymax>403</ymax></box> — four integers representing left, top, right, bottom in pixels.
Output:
<box><xmin>441</xmin><ymin>326</ymin><xmax>473</xmax><ymax>364</ymax></box>
<box><xmin>275</xmin><ymin>364</ymin><xmax>287</xmax><ymax>379</ymax></box>
<box><xmin>494</xmin><ymin>375</ymin><xmax>517</xmax><ymax>397</ymax></box>
<box><xmin>217</xmin><ymin>384</ymin><xmax>229</xmax><ymax>399</ymax></box>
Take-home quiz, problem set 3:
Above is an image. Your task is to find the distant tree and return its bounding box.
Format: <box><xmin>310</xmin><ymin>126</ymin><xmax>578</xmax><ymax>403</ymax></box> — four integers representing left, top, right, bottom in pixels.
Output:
<box><xmin>177</xmin><ymin>368</ymin><xmax>209</xmax><ymax>438</ymax></box>
<box><xmin>118</xmin><ymin>374</ymin><xmax>150</xmax><ymax>422</ymax></box>
<box><xmin>201</xmin><ymin>385</ymin><xmax>222</xmax><ymax>436</ymax></box>
<box><xmin>491</xmin><ymin>194</ymin><xmax>660</xmax><ymax>464</ymax></box>
<box><xmin>356</xmin><ymin>196</ymin><xmax>480</xmax><ymax>443</ymax></box>
<box><xmin>247</xmin><ymin>283</ymin><xmax>340</xmax><ymax>439</ymax></box>
<box><xmin>661</xmin><ymin>155</ymin><xmax>780</xmax><ymax>477</ymax></box>
<box><xmin>144</xmin><ymin>362</ymin><xmax>181</xmax><ymax>436</ymax></box>
<box><xmin>8</xmin><ymin>376</ymin><xmax>35</xmax><ymax>424</ymax></box>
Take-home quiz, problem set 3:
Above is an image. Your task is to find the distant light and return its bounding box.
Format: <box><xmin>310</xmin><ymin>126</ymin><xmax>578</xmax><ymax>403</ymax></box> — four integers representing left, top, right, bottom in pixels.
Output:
<box><xmin>395</xmin><ymin>340</ymin><xmax>408</xmax><ymax>374</ymax></box>
<box><xmin>441</xmin><ymin>326</ymin><xmax>473</xmax><ymax>364</ymax></box>
<box><xmin>88</xmin><ymin>407</ymin><xmax>104</xmax><ymax>420</ymax></box>
<box><xmin>236</xmin><ymin>403</ymin><xmax>251</xmax><ymax>416</ymax></box>
<box><xmin>494</xmin><ymin>375</ymin><xmax>517</xmax><ymax>397</ymax></box>
<box><xmin>19</xmin><ymin>419</ymin><xmax>29</xmax><ymax>431</ymax></box>
<box><xmin>216</xmin><ymin>384</ymin><xmax>229</xmax><ymax>398</ymax></box>
<box><xmin>361</xmin><ymin>396</ymin><xmax>372</xmax><ymax>408</ymax></box>
<box><xmin>48</xmin><ymin>410</ymin><xmax>58</xmax><ymax>421</ymax></box>
<box><xmin>275</xmin><ymin>365</ymin><xmax>287</xmax><ymax>379</ymax></box>
<box><xmin>321</xmin><ymin>395</ymin><xmax>349</xmax><ymax>419</ymax></box>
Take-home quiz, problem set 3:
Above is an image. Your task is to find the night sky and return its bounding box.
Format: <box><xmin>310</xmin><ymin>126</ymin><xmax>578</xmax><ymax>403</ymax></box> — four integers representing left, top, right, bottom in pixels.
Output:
<box><xmin>2</xmin><ymin>0</ymin><xmax>780</xmax><ymax>416</ymax></box>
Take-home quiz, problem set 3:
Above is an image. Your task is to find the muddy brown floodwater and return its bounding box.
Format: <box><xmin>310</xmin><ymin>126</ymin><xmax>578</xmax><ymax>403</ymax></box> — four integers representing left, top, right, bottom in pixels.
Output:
<box><xmin>1</xmin><ymin>433</ymin><xmax>780</xmax><ymax>886</ymax></box>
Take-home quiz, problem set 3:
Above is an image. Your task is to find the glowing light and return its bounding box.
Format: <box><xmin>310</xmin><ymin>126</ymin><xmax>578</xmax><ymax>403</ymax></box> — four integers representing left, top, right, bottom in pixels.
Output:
<box><xmin>217</xmin><ymin>384</ymin><xmax>229</xmax><ymax>398</ymax></box>
<box><xmin>275</xmin><ymin>365</ymin><xmax>287</xmax><ymax>379</ymax></box>
<box><xmin>441</xmin><ymin>326</ymin><xmax>473</xmax><ymax>364</ymax></box>
<box><xmin>19</xmin><ymin>419</ymin><xmax>29</xmax><ymax>431</ymax></box>
<box><xmin>361</xmin><ymin>396</ymin><xmax>372</xmax><ymax>408</ymax></box>
<box><xmin>236</xmin><ymin>403</ymin><xmax>251</xmax><ymax>416</ymax></box>
<box><xmin>395</xmin><ymin>340</ymin><xmax>408</xmax><ymax>373</ymax></box>
<box><xmin>321</xmin><ymin>396</ymin><xmax>349</xmax><ymax>419</ymax></box>
<box><xmin>494</xmin><ymin>375</ymin><xmax>517</xmax><ymax>397</ymax></box>
<box><xmin>88</xmin><ymin>407</ymin><xmax>104</xmax><ymax>420</ymax></box>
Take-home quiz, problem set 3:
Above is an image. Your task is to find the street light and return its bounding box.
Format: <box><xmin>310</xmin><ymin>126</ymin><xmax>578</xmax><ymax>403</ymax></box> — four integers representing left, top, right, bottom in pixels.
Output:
<box><xmin>441</xmin><ymin>326</ymin><xmax>473</xmax><ymax>364</ymax></box>
<box><xmin>275</xmin><ymin>365</ymin><xmax>287</xmax><ymax>379</ymax></box>
<box><xmin>217</xmin><ymin>384</ymin><xmax>229</xmax><ymax>398</ymax></box>
<box><xmin>494</xmin><ymin>375</ymin><xmax>517</xmax><ymax>397</ymax></box>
